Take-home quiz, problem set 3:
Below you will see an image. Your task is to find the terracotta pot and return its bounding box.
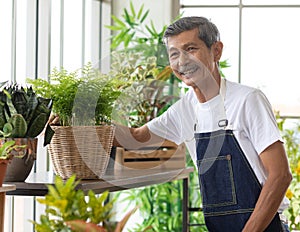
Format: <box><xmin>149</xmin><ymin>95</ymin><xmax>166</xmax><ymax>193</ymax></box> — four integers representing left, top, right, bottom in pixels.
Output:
<box><xmin>2</xmin><ymin>138</ymin><xmax>38</xmax><ymax>182</ymax></box>
<box><xmin>0</xmin><ymin>160</ymin><xmax>9</xmax><ymax>187</ymax></box>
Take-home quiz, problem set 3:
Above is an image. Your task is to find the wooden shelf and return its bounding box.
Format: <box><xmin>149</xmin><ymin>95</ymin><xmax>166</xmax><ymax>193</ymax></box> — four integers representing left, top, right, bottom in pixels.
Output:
<box><xmin>5</xmin><ymin>167</ymin><xmax>193</xmax><ymax>196</ymax></box>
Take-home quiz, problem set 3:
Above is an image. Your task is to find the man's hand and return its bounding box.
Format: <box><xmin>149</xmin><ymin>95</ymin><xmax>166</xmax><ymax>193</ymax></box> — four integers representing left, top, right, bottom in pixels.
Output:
<box><xmin>48</xmin><ymin>114</ymin><xmax>60</xmax><ymax>126</ymax></box>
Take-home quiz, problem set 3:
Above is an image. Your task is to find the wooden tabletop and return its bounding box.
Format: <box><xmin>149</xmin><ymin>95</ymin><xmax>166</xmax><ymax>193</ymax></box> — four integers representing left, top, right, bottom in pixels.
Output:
<box><xmin>0</xmin><ymin>185</ymin><xmax>16</xmax><ymax>193</ymax></box>
<box><xmin>5</xmin><ymin>167</ymin><xmax>194</xmax><ymax>196</ymax></box>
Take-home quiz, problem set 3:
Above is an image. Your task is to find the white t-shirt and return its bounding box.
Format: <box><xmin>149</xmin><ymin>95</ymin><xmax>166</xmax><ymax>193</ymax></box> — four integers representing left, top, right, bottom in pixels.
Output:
<box><xmin>147</xmin><ymin>78</ymin><xmax>289</xmax><ymax>212</ymax></box>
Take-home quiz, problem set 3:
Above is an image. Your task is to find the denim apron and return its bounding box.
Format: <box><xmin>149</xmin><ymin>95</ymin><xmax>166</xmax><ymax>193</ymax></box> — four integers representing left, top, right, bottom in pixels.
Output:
<box><xmin>195</xmin><ymin>79</ymin><xmax>283</xmax><ymax>232</ymax></box>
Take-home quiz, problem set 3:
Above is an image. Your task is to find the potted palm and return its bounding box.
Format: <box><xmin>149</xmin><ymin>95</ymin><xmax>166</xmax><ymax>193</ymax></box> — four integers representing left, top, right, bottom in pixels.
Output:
<box><xmin>0</xmin><ymin>82</ymin><xmax>52</xmax><ymax>182</ymax></box>
<box><xmin>27</xmin><ymin>63</ymin><xmax>120</xmax><ymax>180</ymax></box>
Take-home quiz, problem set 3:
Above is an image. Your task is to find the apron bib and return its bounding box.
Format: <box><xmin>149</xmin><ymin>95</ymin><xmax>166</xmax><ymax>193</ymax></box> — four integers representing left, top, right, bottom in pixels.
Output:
<box><xmin>194</xmin><ymin>79</ymin><xmax>283</xmax><ymax>231</ymax></box>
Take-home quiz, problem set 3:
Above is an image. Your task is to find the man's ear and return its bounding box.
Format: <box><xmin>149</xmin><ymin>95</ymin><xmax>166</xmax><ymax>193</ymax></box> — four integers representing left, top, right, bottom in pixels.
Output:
<box><xmin>213</xmin><ymin>41</ymin><xmax>223</xmax><ymax>61</ymax></box>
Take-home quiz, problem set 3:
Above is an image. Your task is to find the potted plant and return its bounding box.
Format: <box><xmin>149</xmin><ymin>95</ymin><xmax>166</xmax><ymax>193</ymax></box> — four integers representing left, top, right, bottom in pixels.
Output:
<box><xmin>0</xmin><ymin>82</ymin><xmax>52</xmax><ymax>182</ymax></box>
<box><xmin>0</xmin><ymin>140</ymin><xmax>27</xmax><ymax>186</ymax></box>
<box><xmin>31</xmin><ymin>174</ymin><xmax>140</xmax><ymax>232</ymax></box>
<box><xmin>27</xmin><ymin>63</ymin><xmax>121</xmax><ymax>180</ymax></box>
<box><xmin>106</xmin><ymin>1</ymin><xmax>170</xmax><ymax>70</ymax></box>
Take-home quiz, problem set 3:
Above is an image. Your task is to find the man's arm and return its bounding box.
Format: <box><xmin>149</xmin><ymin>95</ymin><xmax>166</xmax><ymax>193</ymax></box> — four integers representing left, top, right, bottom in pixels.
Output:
<box><xmin>113</xmin><ymin>124</ymin><xmax>165</xmax><ymax>149</ymax></box>
<box><xmin>243</xmin><ymin>140</ymin><xmax>292</xmax><ymax>232</ymax></box>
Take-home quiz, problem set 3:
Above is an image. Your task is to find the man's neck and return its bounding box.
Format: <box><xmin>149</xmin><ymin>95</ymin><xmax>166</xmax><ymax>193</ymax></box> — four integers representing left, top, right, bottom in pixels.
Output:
<box><xmin>193</xmin><ymin>75</ymin><xmax>221</xmax><ymax>103</ymax></box>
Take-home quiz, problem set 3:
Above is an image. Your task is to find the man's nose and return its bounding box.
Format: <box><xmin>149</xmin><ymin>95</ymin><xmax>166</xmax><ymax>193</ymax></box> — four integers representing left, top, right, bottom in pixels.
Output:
<box><xmin>178</xmin><ymin>51</ymin><xmax>189</xmax><ymax>66</ymax></box>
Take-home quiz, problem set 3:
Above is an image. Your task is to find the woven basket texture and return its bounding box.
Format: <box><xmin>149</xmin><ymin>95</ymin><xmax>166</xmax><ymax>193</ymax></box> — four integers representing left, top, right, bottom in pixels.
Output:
<box><xmin>48</xmin><ymin>125</ymin><xmax>115</xmax><ymax>179</ymax></box>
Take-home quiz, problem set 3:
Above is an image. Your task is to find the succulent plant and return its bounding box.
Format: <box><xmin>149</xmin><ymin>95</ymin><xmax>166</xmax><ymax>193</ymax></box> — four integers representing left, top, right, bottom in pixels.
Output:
<box><xmin>0</xmin><ymin>82</ymin><xmax>52</xmax><ymax>139</ymax></box>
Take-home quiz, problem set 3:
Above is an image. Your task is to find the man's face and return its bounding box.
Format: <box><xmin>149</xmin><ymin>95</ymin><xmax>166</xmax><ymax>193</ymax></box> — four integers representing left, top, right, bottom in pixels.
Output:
<box><xmin>167</xmin><ymin>28</ymin><xmax>221</xmax><ymax>89</ymax></box>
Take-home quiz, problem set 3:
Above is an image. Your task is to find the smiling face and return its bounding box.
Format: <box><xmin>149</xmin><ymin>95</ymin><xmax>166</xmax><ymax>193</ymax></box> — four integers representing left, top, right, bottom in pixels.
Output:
<box><xmin>167</xmin><ymin>28</ymin><xmax>223</xmax><ymax>100</ymax></box>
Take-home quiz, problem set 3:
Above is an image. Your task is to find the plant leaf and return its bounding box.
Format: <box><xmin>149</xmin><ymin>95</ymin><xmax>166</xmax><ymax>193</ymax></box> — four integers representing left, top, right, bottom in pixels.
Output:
<box><xmin>129</xmin><ymin>1</ymin><xmax>136</xmax><ymax>17</ymax></box>
<box><xmin>137</xmin><ymin>4</ymin><xmax>144</xmax><ymax>20</ymax></box>
<box><xmin>66</xmin><ymin>220</ymin><xmax>107</xmax><ymax>232</ymax></box>
<box><xmin>114</xmin><ymin>206</ymin><xmax>138</xmax><ymax>232</ymax></box>
<box><xmin>111</xmin><ymin>15</ymin><xmax>126</xmax><ymax>27</ymax></box>
<box><xmin>140</xmin><ymin>9</ymin><xmax>149</xmax><ymax>23</ymax></box>
<box><xmin>105</xmin><ymin>25</ymin><xmax>123</xmax><ymax>31</ymax></box>
<box><xmin>124</xmin><ymin>9</ymin><xmax>132</xmax><ymax>26</ymax></box>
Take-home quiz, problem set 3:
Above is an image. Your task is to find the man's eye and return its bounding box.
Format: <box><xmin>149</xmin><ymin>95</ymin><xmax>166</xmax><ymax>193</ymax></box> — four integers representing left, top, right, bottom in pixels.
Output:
<box><xmin>187</xmin><ymin>47</ymin><xmax>196</xmax><ymax>52</ymax></box>
<box><xmin>169</xmin><ymin>52</ymin><xmax>179</xmax><ymax>59</ymax></box>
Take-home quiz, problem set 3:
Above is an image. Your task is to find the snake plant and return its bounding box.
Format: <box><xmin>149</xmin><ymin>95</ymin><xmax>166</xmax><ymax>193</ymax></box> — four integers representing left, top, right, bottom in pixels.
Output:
<box><xmin>0</xmin><ymin>82</ymin><xmax>52</xmax><ymax>139</ymax></box>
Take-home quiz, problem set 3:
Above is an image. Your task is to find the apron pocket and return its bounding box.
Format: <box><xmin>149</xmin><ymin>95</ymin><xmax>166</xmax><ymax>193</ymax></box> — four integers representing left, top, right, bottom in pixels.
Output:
<box><xmin>197</xmin><ymin>154</ymin><xmax>237</xmax><ymax>208</ymax></box>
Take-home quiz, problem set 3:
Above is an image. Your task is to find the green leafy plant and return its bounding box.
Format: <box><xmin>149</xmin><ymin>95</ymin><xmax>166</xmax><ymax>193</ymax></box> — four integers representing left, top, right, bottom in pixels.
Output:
<box><xmin>0</xmin><ymin>82</ymin><xmax>52</xmax><ymax>138</ymax></box>
<box><xmin>32</xmin><ymin>174</ymin><xmax>113</xmax><ymax>231</ymax></box>
<box><xmin>111</xmin><ymin>52</ymin><xmax>178</xmax><ymax>127</ymax></box>
<box><xmin>31</xmin><ymin>174</ymin><xmax>138</xmax><ymax>232</ymax></box>
<box><xmin>106</xmin><ymin>2</ymin><xmax>184</xmax><ymax>127</ymax></box>
<box><xmin>65</xmin><ymin>206</ymin><xmax>138</xmax><ymax>232</ymax></box>
<box><xmin>119</xmin><ymin>166</ymin><xmax>207</xmax><ymax>232</ymax></box>
<box><xmin>27</xmin><ymin>63</ymin><xmax>121</xmax><ymax>127</ymax></box>
<box><xmin>121</xmin><ymin>182</ymin><xmax>183</xmax><ymax>231</ymax></box>
<box><xmin>106</xmin><ymin>1</ymin><xmax>169</xmax><ymax>68</ymax></box>
<box><xmin>276</xmin><ymin>112</ymin><xmax>300</xmax><ymax>230</ymax></box>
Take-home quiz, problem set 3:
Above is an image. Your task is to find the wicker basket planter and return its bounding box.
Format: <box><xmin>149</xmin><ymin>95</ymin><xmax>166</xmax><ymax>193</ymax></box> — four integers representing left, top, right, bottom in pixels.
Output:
<box><xmin>48</xmin><ymin>125</ymin><xmax>115</xmax><ymax>179</ymax></box>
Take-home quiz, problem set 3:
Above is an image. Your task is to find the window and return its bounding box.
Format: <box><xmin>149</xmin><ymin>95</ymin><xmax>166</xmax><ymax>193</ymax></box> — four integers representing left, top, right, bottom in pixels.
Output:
<box><xmin>180</xmin><ymin>1</ymin><xmax>300</xmax><ymax>117</ymax></box>
<box><xmin>0</xmin><ymin>1</ymin><xmax>110</xmax><ymax>230</ymax></box>
<box><xmin>0</xmin><ymin>0</ymin><xmax>109</xmax><ymax>83</ymax></box>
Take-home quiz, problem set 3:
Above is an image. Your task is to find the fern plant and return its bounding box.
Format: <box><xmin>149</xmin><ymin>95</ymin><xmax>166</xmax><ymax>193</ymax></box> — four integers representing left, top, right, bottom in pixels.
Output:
<box><xmin>27</xmin><ymin>63</ymin><xmax>121</xmax><ymax>127</ymax></box>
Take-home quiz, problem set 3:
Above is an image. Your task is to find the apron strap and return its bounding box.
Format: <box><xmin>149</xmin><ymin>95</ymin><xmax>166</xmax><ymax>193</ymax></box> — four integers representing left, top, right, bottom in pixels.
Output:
<box><xmin>219</xmin><ymin>78</ymin><xmax>228</xmax><ymax>129</ymax></box>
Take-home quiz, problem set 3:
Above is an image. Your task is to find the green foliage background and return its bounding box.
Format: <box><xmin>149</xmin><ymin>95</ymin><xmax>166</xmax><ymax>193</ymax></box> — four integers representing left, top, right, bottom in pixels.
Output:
<box><xmin>277</xmin><ymin>115</ymin><xmax>300</xmax><ymax>230</ymax></box>
<box><xmin>31</xmin><ymin>175</ymin><xmax>114</xmax><ymax>231</ymax></box>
